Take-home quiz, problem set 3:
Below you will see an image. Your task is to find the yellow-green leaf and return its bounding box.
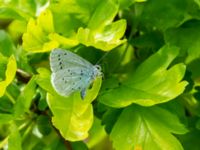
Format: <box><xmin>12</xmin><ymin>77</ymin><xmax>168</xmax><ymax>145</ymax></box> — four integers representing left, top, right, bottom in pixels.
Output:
<box><xmin>36</xmin><ymin>68</ymin><xmax>102</xmax><ymax>141</ymax></box>
<box><xmin>0</xmin><ymin>55</ymin><xmax>17</xmax><ymax>97</ymax></box>
<box><xmin>22</xmin><ymin>9</ymin><xmax>58</xmax><ymax>53</ymax></box>
<box><xmin>77</xmin><ymin>19</ymin><xmax>127</xmax><ymax>51</ymax></box>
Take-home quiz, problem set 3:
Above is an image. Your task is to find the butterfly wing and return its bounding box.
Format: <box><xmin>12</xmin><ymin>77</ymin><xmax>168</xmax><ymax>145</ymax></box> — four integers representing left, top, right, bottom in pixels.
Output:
<box><xmin>50</xmin><ymin>49</ymin><xmax>94</xmax><ymax>97</ymax></box>
<box><xmin>50</xmin><ymin>48</ymin><xmax>93</xmax><ymax>72</ymax></box>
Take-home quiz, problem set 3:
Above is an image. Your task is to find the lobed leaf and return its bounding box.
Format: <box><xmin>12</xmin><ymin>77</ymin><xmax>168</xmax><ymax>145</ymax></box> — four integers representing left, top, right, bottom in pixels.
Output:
<box><xmin>110</xmin><ymin>105</ymin><xmax>188</xmax><ymax>150</ymax></box>
<box><xmin>99</xmin><ymin>45</ymin><xmax>188</xmax><ymax>107</ymax></box>
<box><xmin>22</xmin><ymin>9</ymin><xmax>59</xmax><ymax>53</ymax></box>
<box><xmin>77</xmin><ymin>19</ymin><xmax>127</xmax><ymax>51</ymax></box>
<box><xmin>165</xmin><ymin>20</ymin><xmax>200</xmax><ymax>63</ymax></box>
<box><xmin>50</xmin><ymin>0</ymin><xmax>101</xmax><ymax>36</ymax></box>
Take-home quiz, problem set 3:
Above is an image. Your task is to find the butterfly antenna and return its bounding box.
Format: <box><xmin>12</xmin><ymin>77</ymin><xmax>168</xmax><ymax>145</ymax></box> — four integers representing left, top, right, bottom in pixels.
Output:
<box><xmin>96</xmin><ymin>51</ymin><xmax>110</xmax><ymax>65</ymax></box>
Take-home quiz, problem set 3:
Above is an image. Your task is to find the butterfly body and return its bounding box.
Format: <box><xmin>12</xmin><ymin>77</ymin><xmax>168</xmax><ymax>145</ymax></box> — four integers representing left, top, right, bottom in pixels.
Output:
<box><xmin>50</xmin><ymin>49</ymin><xmax>102</xmax><ymax>99</ymax></box>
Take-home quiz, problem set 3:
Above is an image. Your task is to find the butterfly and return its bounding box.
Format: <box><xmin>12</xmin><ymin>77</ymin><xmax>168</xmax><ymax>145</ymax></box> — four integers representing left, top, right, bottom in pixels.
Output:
<box><xmin>50</xmin><ymin>48</ymin><xmax>102</xmax><ymax>99</ymax></box>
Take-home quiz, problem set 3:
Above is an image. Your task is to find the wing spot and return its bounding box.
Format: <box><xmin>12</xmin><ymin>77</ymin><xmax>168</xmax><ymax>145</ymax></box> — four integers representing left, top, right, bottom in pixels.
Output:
<box><xmin>79</xmin><ymin>77</ymin><xmax>82</xmax><ymax>80</ymax></box>
<box><xmin>80</xmin><ymin>70</ymin><xmax>83</xmax><ymax>75</ymax></box>
<box><xmin>70</xmin><ymin>72</ymin><xmax>73</xmax><ymax>75</ymax></box>
<box><xmin>64</xmin><ymin>53</ymin><xmax>67</xmax><ymax>55</ymax></box>
<box><xmin>68</xmin><ymin>69</ymin><xmax>70</xmax><ymax>72</ymax></box>
<box><xmin>78</xmin><ymin>87</ymin><xmax>81</xmax><ymax>90</ymax></box>
<box><xmin>60</xmin><ymin>66</ymin><xmax>63</xmax><ymax>69</ymax></box>
<box><xmin>59</xmin><ymin>62</ymin><xmax>62</xmax><ymax>65</ymax></box>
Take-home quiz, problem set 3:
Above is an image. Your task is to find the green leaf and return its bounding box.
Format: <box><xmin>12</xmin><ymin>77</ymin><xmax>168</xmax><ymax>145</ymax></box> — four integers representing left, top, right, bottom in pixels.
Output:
<box><xmin>36</xmin><ymin>68</ymin><xmax>102</xmax><ymax>141</ymax></box>
<box><xmin>0</xmin><ymin>53</ymin><xmax>8</xmax><ymax>80</ymax></box>
<box><xmin>0</xmin><ymin>114</ymin><xmax>13</xmax><ymax>124</ymax></box>
<box><xmin>22</xmin><ymin>9</ymin><xmax>59</xmax><ymax>53</ymax></box>
<box><xmin>110</xmin><ymin>105</ymin><xmax>188</xmax><ymax>150</ymax></box>
<box><xmin>35</xmin><ymin>68</ymin><xmax>56</xmax><ymax>94</ymax></box>
<box><xmin>86</xmin><ymin>117</ymin><xmax>107</xmax><ymax>149</ymax></box>
<box><xmin>165</xmin><ymin>20</ymin><xmax>200</xmax><ymax>63</ymax></box>
<box><xmin>8</xmin><ymin>123</ymin><xmax>22</xmax><ymax>150</ymax></box>
<box><xmin>102</xmin><ymin>108</ymin><xmax>122</xmax><ymax>134</ymax></box>
<box><xmin>99</xmin><ymin>45</ymin><xmax>188</xmax><ymax>107</ymax></box>
<box><xmin>50</xmin><ymin>0</ymin><xmax>101</xmax><ymax>36</ymax></box>
<box><xmin>14</xmin><ymin>76</ymin><xmax>37</xmax><ymax>117</ymax></box>
<box><xmin>178</xmin><ymin>129</ymin><xmax>200</xmax><ymax>150</ymax></box>
<box><xmin>36</xmin><ymin>115</ymin><xmax>52</xmax><ymax>136</ymax></box>
<box><xmin>71</xmin><ymin>141</ymin><xmax>89</xmax><ymax>150</ymax></box>
<box><xmin>46</xmin><ymin>94</ymin><xmax>92</xmax><ymax>141</ymax></box>
<box><xmin>0</xmin><ymin>55</ymin><xmax>17</xmax><ymax>97</ymax></box>
<box><xmin>0</xmin><ymin>30</ymin><xmax>16</xmax><ymax>57</ymax></box>
<box><xmin>48</xmin><ymin>33</ymin><xmax>79</xmax><ymax>48</ymax></box>
<box><xmin>87</xmin><ymin>0</ymin><xmax>118</xmax><ymax>30</ymax></box>
<box><xmin>0</xmin><ymin>7</ymin><xmax>24</xmax><ymax>20</ymax></box>
<box><xmin>43</xmin><ymin>138</ymin><xmax>67</xmax><ymax>150</ymax></box>
<box><xmin>47</xmin><ymin>77</ymin><xmax>102</xmax><ymax>141</ymax></box>
<box><xmin>138</xmin><ymin>0</ymin><xmax>187</xmax><ymax>30</ymax></box>
<box><xmin>76</xmin><ymin>0</ymin><xmax>127</xmax><ymax>51</ymax></box>
<box><xmin>118</xmin><ymin>0</ymin><xmax>135</xmax><ymax>9</ymax></box>
<box><xmin>77</xmin><ymin>19</ymin><xmax>127</xmax><ymax>51</ymax></box>
<box><xmin>0</xmin><ymin>0</ymin><xmax>37</xmax><ymax>20</ymax></box>
<box><xmin>0</xmin><ymin>95</ymin><xmax>14</xmax><ymax>114</ymax></box>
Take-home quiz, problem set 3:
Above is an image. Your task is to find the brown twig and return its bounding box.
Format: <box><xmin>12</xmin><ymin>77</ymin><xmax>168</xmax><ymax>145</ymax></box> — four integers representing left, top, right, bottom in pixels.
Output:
<box><xmin>16</xmin><ymin>69</ymin><xmax>32</xmax><ymax>83</ymax></box>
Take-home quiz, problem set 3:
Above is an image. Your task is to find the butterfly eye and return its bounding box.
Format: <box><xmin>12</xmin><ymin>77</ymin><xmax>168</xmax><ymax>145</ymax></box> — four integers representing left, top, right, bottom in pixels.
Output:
<box><xmin>95</xmin><ymin>65</ymin><xmax>101</xmax><ymax>70</ymax></box>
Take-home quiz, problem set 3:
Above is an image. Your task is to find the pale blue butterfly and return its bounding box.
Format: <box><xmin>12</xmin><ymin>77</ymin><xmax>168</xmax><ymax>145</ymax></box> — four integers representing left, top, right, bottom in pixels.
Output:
<box><xmin>50</xmin><ymin>48</ymin><xmax>102</xmax><ymax>99</ymax></box>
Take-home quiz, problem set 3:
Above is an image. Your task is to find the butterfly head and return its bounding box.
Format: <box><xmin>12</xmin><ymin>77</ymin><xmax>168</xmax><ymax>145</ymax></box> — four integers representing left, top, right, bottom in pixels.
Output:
<box><xmin>93</xmin><ymin>65</ymin><xmax>103</xmax><ymax>78</ymax></box>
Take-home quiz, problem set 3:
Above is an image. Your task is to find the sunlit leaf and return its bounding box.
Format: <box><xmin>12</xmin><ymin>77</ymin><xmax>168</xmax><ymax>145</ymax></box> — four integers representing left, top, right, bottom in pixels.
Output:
<box><xmin>99</xmin><ymin>45</ymin><xmax>188</xmax><ymax>107</ymax></box>
<box><xmin>48</xmin><ymin>33</ymin><xmax>79</xmax><ymax>48</ymax></box>
<box><xmin>36</xmin><ymin>68</ymin><xmax>102</xmax><ymax>141</ymax></box>
<box><xmin>0</xmin><ymin>55</ymin><xmax>17</xmax><ymax>97</ymax></box>
<box><xmin>0</xmin><ymin>0</ymin><xmax>38</xmax><ymax>20</ymax></box>
<box><xmin>110</xmin><ymin>105</ymin><xmax>188</xmax><ymax>150</ymax></box>
<box><xmin>87</xmin><ymin>0</ymin><xmax>118</xmax><ymax>30</ymax></box>
<box><xmin>22</xmin><ymin>9</ymin><xmax>58</xmax><ymax>53</ymax></box>
<box><xmin>76</xmin><ymin>0</ymin><xmax>126</xmax><ymax>51</ymax></box>
<box><xmin>77</xmin><ymin>19</ymin><xmax>127</xmax><ymax>51</ymax></box>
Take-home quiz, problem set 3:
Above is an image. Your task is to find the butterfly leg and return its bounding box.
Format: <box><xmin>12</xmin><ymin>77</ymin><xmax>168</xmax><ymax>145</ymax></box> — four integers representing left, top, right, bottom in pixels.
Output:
<box><xmin>80</xmin><ymin>88</ymin><xmax>86</xmax><ymax>100</ymax></box>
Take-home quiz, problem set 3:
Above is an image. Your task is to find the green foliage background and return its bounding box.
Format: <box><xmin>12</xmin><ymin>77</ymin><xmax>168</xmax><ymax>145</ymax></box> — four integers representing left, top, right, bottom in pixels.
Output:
<box><xmin>0</xmin><ymin>0</ymin><xmax>200</xmax><ymax>149</ymax></box>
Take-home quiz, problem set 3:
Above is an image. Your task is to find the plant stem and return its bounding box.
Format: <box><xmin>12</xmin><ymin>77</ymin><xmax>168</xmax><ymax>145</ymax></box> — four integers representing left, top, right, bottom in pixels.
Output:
<box><xmin>0</xmin><ymin>136</ymin><xmax>8</xmax><ymax>149</ymax></box>
<box><xmin>16</xmin><ymin>69</ymin><xmax>32</xmax><ymax>83</ymax></box>
<box><xmin>5</xmin><ymin>91</ymin><xmax>15</xmax><ymax>104</ymax></box>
